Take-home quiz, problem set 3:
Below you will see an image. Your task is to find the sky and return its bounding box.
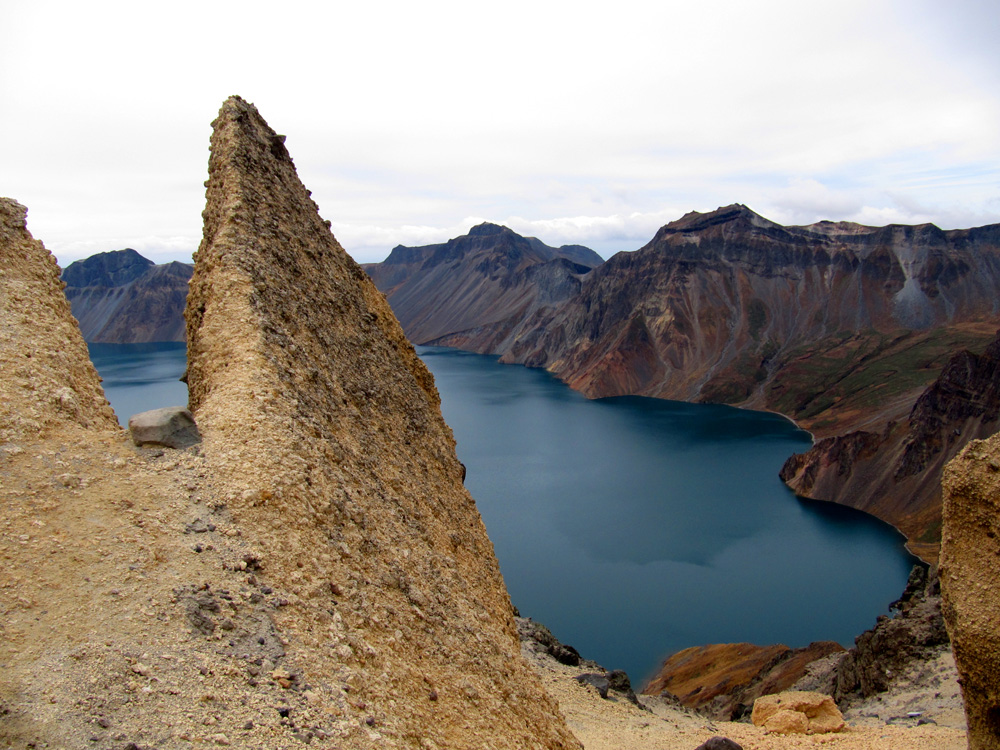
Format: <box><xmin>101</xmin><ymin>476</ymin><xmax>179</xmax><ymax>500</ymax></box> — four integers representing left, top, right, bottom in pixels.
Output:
<box><xmin>3</xmin><ymin>0</ymin><xmax>999</xmax><ymax>267</ymax></box>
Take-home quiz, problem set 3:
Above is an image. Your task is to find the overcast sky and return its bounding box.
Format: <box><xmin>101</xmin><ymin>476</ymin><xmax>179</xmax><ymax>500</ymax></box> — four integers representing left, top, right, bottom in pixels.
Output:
<box><xmin>3</xmin><ymin>0</ymin><xmax>999</xmax><ymax>267</ymax></box>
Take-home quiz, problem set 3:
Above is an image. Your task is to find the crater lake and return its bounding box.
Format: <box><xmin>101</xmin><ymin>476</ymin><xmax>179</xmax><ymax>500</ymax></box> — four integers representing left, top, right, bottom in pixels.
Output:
<box><xmin>90</xmin><ymin>342</ymin><xmax>916</xmax><ymax>687</ymax></box>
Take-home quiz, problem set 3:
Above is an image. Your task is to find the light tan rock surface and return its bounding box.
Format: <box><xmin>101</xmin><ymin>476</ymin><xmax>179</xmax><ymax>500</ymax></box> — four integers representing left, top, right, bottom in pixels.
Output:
<box><xmin>182</xmin><ymin>95</ymin><xmax>578</xmax><ymax>749</ymax></box>
<box><xmin>0</xmin><ymin>198</ymin><xmax>118</xmax><ymax>444</ymax></box>
<box><xmin>941</xmin><ymin>436</ymin><xmax>1000</xmax><ymax>750</ymax></box>
<box><xmin>751</xmin><ymin>691</ymin><xmax>845</xmax><ymax>735</ymax></box>
<box><xmin>0</xmin><ymin>96</ymin><xmax>577</xmax><ymax>749</ymax></box>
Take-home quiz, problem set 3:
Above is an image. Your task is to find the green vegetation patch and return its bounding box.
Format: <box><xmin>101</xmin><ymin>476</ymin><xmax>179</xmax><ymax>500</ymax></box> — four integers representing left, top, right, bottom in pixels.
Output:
<box><xmin>766</xmin><ymin>326</ymin><xmax>996</xmax><ymax>424</ymax></box>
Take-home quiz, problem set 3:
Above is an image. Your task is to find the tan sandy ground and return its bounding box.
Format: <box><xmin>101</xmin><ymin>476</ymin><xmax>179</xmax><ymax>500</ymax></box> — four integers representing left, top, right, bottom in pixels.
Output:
<box><xmin>522</xmin><ymin>639</ymin><xmax>967</xmax><ymax>750</ymax></box>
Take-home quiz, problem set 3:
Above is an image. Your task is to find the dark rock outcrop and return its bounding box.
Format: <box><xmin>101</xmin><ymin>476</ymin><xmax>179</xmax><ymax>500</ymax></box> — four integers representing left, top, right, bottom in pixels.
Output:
<box><xmin>832</xmin><ymin>566</ymin><xmax>949</xmax><ymax>703</ymax></box>
<box><xmin>517</xmin><ymin>618</ymin><xmax>582</xmax><ymax>666</ymax></box>
<box><xmin>781</xmin><ymin>330</ymin><xmax>1000</xmax><ymax>561</ymax></box>
<box><xmin>694</xmin><ymin>737</ymin><xmax>743</xmax><ymax>750</ymax></box>
<box><xmin>62</xmin><ymin>248</ymin><xmax>192</xmax><ymax>343</ymax></box>
<box><xmin>941</xmin><ymin>438</ymin><xmax>1000</xmax><ymax>749</ymax></box>
<box><xmin>517</xmin><ymin>616</ymin><xmax>642</xmax><ymax>706</ymax></box>
<box><xmin>363</xmin><ymin>223</ymin><xmax>602</xmax><ymax>348</ymax></box>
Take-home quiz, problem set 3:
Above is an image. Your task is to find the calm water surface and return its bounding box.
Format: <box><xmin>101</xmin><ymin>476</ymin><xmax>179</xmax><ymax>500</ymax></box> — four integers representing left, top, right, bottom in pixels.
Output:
<box><xmin>91</xmin><ymin>342</ymin><xmax>916</xmax><ymax>685</ymax></box>
<box><xmin>89</xmin><ymin>342</ymin><xmax>188</xmax><ymax>425</ymax></box>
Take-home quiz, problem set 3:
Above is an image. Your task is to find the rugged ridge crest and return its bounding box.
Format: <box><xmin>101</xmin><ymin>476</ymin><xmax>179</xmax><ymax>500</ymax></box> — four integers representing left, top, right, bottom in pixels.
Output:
<box><xmin>363</xmin><ymin>223</ymin><xmax>602</xmax><ymax>349</ymax></box>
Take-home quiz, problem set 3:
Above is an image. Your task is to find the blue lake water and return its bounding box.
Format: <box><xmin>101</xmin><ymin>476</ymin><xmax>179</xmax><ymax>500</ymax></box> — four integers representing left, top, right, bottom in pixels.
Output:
<box><xmin>88</xmin><ymin>342</ymin><xmax>188</xmax><ymax>425</ymax></box>
<box><xmin>90</xmin><ymin>341</ymin><xmax>916</xmax><ymax>686</ymax></box>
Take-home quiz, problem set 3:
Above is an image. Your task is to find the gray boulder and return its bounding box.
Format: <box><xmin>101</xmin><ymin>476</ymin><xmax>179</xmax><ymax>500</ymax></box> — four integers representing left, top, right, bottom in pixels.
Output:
<box><xmin>129</xmin><ymin>407</ymin><xmax>201</xmax><ymax>448</ymax></box>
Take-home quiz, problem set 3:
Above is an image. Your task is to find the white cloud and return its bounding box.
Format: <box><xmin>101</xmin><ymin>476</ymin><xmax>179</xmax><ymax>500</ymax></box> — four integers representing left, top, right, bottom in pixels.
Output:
<box><xmin>4</xmin><ymin>0</ymin><xmax>999</xmax><ymax>268</ymax></box>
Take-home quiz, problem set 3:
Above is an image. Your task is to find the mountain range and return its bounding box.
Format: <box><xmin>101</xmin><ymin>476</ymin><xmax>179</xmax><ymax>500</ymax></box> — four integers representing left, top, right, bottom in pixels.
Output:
<box><xmin>59</xmin><ymin>204</ymin><xmax>1000</xmax><ymax>559</ymax></box>
<box><xmin>365</xmin><ymin>206</ymin><xmax>1000</xmax><ymax>558</ymax></box>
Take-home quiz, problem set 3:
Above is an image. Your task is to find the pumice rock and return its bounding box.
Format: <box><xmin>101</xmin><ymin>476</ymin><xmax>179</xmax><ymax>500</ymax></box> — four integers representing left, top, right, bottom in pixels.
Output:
<box><xmin>941</xmin><ymin>436</ymin><xmax>1000</xmax><ymax>750</ymax></box>
<box><xmin>751</xmin><ymin>691</ymin><xmax>845</xmax><ymax>735</ymax></box>
<box><xmin>184</xmin><ymin>95</ymin><xmax>578</xmax><ymax>749</ymax></box>
<box><xmin>0</xmin><ymin>98</ymin><xmax>578</xmax><ymax>749</ymax></box>
<box><xmin>0</xmin><ymin>198</ymin><xmax>119</xmax><ymax>443</ymax></box>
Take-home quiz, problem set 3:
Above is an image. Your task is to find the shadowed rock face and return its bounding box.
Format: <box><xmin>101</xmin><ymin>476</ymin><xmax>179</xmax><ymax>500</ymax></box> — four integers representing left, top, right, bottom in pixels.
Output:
<box><xmin>364</xmin><ymin>223</ymin><xmax>602</xmax><ymax>348</ymax></box>
<box><xmin>185</xmin><ymin>96</ymin><xmax>577</xmax><ymax>749</ymax></box>
<box><xmin>781</xmin><ymin>331</ymin><xmax>1000</xmax><ymax>561</ymax></box>
<box><xmin>62</xmin><ymin>249</ymin><xmax>192</xmax><ymax>343</ymax></box>
<box><xmin>941</xmin><ymin>438</ymin><xmax>1000</xmax><ymax>750</ymax></box>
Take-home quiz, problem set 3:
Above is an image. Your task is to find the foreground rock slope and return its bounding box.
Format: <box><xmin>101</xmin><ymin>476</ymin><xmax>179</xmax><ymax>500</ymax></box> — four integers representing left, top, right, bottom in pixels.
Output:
<box><xmin>62</xmin><ymin>248</ymin><xmax>192</xmax><ymax>342</ymax></box>
<box><xmin>0</xmin><ymin>95</ymin><xmax>577</xmax><ymax>749</ymax></box>
<box><xmin>942</xmin><ymin>437</ymin><xmax>1000</xmax><ymax>750</ymax></box>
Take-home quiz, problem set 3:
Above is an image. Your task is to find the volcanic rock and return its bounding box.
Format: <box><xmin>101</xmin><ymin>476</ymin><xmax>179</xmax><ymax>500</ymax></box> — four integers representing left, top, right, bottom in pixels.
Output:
<box><xmin>184</xmin><ymin>95</ymin><xmax>577</xmax><ymax>749</ymax></box>
<box><xmin>694</xmin><ymin>738</ymin><xmax>743</xmax><ymax>750</ymax></box>
<box><xmin>941</xmin><ymin>436</ymin><xmax>1000</xmax><ymax>749</ymax></box>
<box><xmin>832</xmin><ymin>565</ymin><xmax>950</xmax><ymax>703</ymax></box>
<box><xmin>751</xmin><ymin>691</ymin><xmax>845</xmax><ymax>735</ymax></box>
<box><xmin>0</xmin><ymin>97</ymin><xmax>578</xmax><ymax>749</ymax></box>
<box><xmin>364</xmin><ymin>222</ymin><xmax>602</xmax><ymax>348</ymax></box>
<box><xmin>781</xmin><ymin>330</ymin><xmax>1000</xmax><ymax>561</ymax></box>
<box><xmin>0</xmin><ymin>198</ymin><xmax>119</xmax><ymax>441</ymax></box>
<box><xmin>445</xmin><ymin>205</ymin><xmax>1000</xmax><ymax>425</ymax></box>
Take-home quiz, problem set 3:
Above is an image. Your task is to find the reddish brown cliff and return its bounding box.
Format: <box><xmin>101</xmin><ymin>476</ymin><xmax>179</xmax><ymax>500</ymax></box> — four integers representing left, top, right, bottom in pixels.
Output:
<box><xmin>643</xmin><ymin>641</ymin><xmax>845</xmax><ymax>720</ymax></box>
<box><xmin>781</xmin><ymin>331</ymin><xmax>1000</xmax><ymax>561</ymax></box>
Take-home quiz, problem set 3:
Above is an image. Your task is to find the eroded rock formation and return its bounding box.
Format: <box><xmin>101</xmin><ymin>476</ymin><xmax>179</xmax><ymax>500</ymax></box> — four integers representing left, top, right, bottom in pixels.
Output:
<box><xmin>941</xmin><ymin>437</ymin><xmax>1000</xmax><ymax>750</ymax></box>
<box><xmin>0</xmin><ymin>97</ymin><xmax>577</xmax><ymax>749</ymax></box>
<box><xmin>0</xmin><ymin>198</ymin><xmax>118</xmax><ymax>442</ymax></box>
<box><xmin>781</xmin><ymin>331</ymin><xmax>1000</xmax><ymax>561</ymax></box>
<box><xmin>62</xmin><ymin>248</ymin><xmax>192</xmax><ymax>343</ymax></box>
<box><xmin>184</xmin><ymin>95</ymin><xmax>577</xmax><ymax>749</ymax></box>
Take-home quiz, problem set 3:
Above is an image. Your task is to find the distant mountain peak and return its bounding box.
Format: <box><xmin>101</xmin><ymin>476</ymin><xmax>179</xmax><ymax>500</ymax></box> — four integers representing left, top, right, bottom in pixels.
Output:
<box><xmin>468</xmin><ymin>222</ymin><xmax>512</xmax><ymax>237</ymax></box>
<box><xmin>663</xmin><ymin>204</ymin><xmax>774</xmax><ymax>234</ymax></box>
<box><xmin>60</xmin><ymin>248</ymin><xmax>154</xmax><ymax>288</ymax></box>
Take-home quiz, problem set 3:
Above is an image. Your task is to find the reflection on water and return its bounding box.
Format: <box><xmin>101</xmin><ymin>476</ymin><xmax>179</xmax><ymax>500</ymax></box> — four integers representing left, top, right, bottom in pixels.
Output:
<box><xmin>87</xmin><ymin>342</ymin><xmax>916</xmax><ymax>686</ymax></box>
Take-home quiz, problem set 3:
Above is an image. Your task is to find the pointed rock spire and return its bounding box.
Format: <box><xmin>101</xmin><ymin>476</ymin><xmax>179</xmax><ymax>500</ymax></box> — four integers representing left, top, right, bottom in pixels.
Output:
<box><xmin>185</xmin><ymin>96</ymin><xmax>577</xmax><ymax>748</ymax></box>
